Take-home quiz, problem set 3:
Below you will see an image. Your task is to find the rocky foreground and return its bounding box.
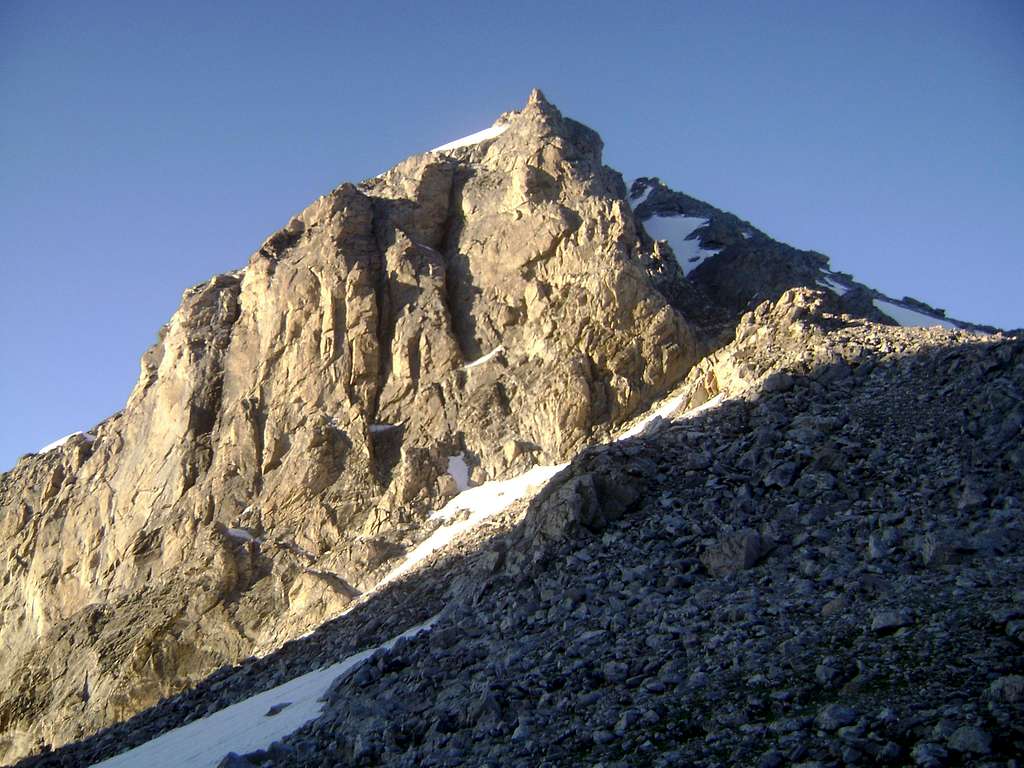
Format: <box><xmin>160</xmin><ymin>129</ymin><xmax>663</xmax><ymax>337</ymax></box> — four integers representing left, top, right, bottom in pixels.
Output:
<box><xmin>16</xmin><ymin>289</ymin><xmax>1024</xmax><ymax>767</ymax></box>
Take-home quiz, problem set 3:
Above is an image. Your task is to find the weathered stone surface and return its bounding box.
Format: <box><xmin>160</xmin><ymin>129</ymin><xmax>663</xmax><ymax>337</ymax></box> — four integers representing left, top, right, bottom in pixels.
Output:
<box><xmin>701</xmin><ymin>529</ymin><xmax>768</xmax><ymax>576</ymax></box>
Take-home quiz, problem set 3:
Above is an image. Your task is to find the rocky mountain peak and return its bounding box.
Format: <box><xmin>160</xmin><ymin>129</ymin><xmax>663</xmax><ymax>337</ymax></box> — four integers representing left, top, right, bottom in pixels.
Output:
<box><xmin>526</xmin><ymin>86</ymin><xmax>549</xmax><ymax>106</ymax></box>
<box><xmin>1</xmin><ymin>92</ymin><xmax>1016</xmax><ymax>766</ymax></box>
<box><xmin>0</xmin><ymin>91</ymin><xmax>700</xmax><ymax>763</ymax></box>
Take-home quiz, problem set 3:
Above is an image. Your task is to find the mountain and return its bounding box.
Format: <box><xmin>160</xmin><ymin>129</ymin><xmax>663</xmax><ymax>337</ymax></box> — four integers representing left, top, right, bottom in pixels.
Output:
<box><xmin>625</xmin><ymin>177</ymin><xmax>998</xmax><ymax>338</ymax></box>
<box><xmin>2</xmin><ymin>91</ymin><xmax>1021</xmax><ymax>767</ymax></box>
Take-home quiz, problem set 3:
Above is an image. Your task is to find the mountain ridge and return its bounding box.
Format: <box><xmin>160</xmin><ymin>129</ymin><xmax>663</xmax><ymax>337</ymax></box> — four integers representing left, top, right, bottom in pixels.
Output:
<box><xmin>1</xmin><ymin>90</ymin><xmax>1020</xmax><ymax>766</ymax></box>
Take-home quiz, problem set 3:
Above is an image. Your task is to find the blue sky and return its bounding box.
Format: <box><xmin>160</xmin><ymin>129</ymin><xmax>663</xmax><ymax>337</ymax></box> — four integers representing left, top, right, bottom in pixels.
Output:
<box><xmin>1</xmin><ymin>0</ymin><xmax>1022</xmax><ymax>469</ymax></box>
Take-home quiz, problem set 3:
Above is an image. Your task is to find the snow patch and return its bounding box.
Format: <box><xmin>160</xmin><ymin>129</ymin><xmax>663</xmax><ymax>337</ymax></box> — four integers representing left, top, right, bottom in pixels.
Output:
<box><xmin>616</xmin><ymin>392</ymin><xmax>725</xmax><ymax>441</ymax></box>
<box><xmin>383</xmin><ymin>387</ymin><xmax>728</xmax><ymax>586</ymax></box>
<box><xmin>431</xmin><ymin>124</ymin><xmax>508</xmax><ymax>152</ymax></box>
<box><xmin>642</xmin><ymin>214</ymin><xmax>721</xmax><ymax>275</ymax></box>
<box><xmin>446</xmin><ymin>453</ymin><xmax>470</xmax><ymax>492</ymax></box>
<box><xmin>369</xmin><ymin>423</ymin><xmax>399</xmax><ymax>433</ymax></box>
<box><xmin>873</xmin><ymin>299</ymin><xmax>956</xmax><ymax>329</ymax></box>
<box><xmin>627</xmin><ymin>184</ymin><xmax>652</xmax><ymax>209</ymax></box>
<box><xmin>741</xmin><ymin>231</ymin><xmax>753</xmax><ymax>240</ymax></box>
<box><xmin>430</xmin><ymin>462</ymin><xmax>567</xmax><ymax>523</ymax></box>
<box><xmin>226</xmin><ymin>528</ymin><xmax>259</xmax><ymax>544</ymax></box>
<box><xmin>378</xmin><ymin>463</ymin><xmax>567</xmax><ymax>586</ymax></box>
<box><xmin>818</xmin><ymin>276</ymin><xmax>849</xmax><ymax>296</ymax></box>
<box><xmin>464</xmin><ymin>346</ymin><xmax>504</xmax><ymax>369</ymax></box>
<box><xmin>678</xmin><ymin>392</ymin><xmax>725</xmax><ymax>420</ymax></box>
<box><xmin>90</xmin><ymin>618</ymin><xmax>438</xmax><ymax>768</ymax></box>
<box><xmin>38</xmin><ymin>431</ymin><xmax>95</xmax><ymax>454</ymax></box>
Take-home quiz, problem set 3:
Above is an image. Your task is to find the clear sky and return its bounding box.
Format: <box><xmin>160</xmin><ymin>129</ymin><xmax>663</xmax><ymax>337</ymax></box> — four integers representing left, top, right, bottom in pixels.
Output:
<box><xmin>1</xmin><ymin>0</ymin><xmax>1022</xmax><ymax>470</ymax></box>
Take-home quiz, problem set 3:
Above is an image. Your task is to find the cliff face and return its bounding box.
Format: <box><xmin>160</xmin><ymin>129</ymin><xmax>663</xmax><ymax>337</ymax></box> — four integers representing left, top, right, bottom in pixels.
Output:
<box><xmin>0</xmin><ymin>90</ymin><xmax>703</xmax><ymax>761</ymax></box>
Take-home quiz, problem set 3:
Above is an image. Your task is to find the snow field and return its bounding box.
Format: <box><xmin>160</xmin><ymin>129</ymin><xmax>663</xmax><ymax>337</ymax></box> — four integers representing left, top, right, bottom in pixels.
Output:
<box><xmin>615</xmin><ymin>392</ymin><xmax>725</xmax><ymax>441</ymax></box>
<box><xmin>642</xmin><ymin>214</ymin><xmax>721</xmax><ymax>275</ymax></box>
<box><xmin>627</xmin><ymin>183</ymin><xmax>652</xmax><ymax>209</ymax></box>
<box><xmin>430</xmin><ymin>124</ymin><xmax>508</xmax><ymax>152</ymax></box>
<box><xmin>818</xmin><ymin>275</ymin><xmax>850</xmax><ymax>296</ymax></box>
<box><xmin>380</xmin><ymin>462</ymin><xmax>568</xmax><ymax>587</ymax></box>
<box><xmin>90</xmin><ymin>618</ymin><xmax>438</xmax><ymax>768</ymax></box>
<box><xmin>873</xmin><ymin>299</ymin><xmax>956</xmax><ymax>329</ymax></box>
<box><xmin>38</xmin><ymin>431</ymin><xmax>96</xmax><ymax>454</ymax></box>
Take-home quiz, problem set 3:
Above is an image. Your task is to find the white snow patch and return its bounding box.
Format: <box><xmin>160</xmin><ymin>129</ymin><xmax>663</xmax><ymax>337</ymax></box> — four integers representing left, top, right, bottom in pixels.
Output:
<box><xmin>616</xmin><ymin>392</ymin><xmax>688</xmax><ymax>441</ymax></box>
<box><xmin>642</xmin><ymin>214</ymin><xmax>721</xmax><ymax>275</ymax></box>
<box><xmin>873</xmin><ymin>299</ymin><xmax>956</xmax><ymax>329</ymax></box>
<box><xmin>286</xmin><ymin>541</ymin><xmax>317</xmax><ymax>561</ymax></box>
<box><xmin>90</xmin><ymin>618</ymin><xmax>438</xmax><ymax>768</ymax></box>
<box><xmin>627</xmin><ymin>184</ymin><xmax>652</xmax><ymax>209</ymax></box>
<box><xmin>741</xmin><ymin>231</ymin><xmax>753</xmax><ymax>240</ymax></box>
<box><xmin>446</xmin><ymin>453</ymin><xmax>471</xmax><ymax>492</ymax></box>
<box><xmin>464</xmin><ymin>346</ymin><xmax>504</xmax><ymax>369</ymax></box>
<box><xmin>818</xmin><ymin>276</ymin><xmax>849</xmax><ymax>296</ymax></box>
<box><xmin>369</xmin><ymin>423</ymin><xmax>399</xmax><ymax>433</ymax></box>
<box><xmin>616</xmin><ymin>392</ymin><xmax>725</xmax><ymax>441</ymax></box>
<box><xmin>430</xmin><ymin>462</ymin><xmax>567</xmax><ymax>523</ymax></box>
<box><xmin>377</xmin><ymin>462</ymin><xmax>567</xmax><ymax>586</ymax></box>
<box><xmin>678</xmin><ymin>392</ymin><xmax>725</xmax><ymax>420</ymax></box>
<box><xmin>38</xmin><ymin>431</ymin><xmax>95</xmax><ymax>454</ymax></box>
<box><xmin>379</xmin><ymin>385</ymin><xmax>728</xmax><ymax>599</ymax></box>
<box><xmin>430</xmin><ymin>124</ymin><xmax>508</xmax><ymax>152</ymax></box>
<box><xmin>226</xmin><ymin>528</ymin><xmax>258</xmax><ymax>544</ymax></box>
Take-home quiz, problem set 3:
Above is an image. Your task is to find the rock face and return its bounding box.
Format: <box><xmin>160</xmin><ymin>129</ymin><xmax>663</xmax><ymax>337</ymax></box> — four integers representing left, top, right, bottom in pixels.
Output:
<box><xmin>0</xmin><ymin>90</ymin><xmax>1017</xmax><ymax>765</ymax></box>
<box><xmin>0</xmin><ymin>90</ymin><xmax>703</xmax><ymax>762</ymax></box>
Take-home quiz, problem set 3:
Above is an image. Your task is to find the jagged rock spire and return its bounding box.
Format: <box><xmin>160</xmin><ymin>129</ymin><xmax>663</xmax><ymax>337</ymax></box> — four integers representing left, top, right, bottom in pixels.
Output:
<box><xmin>527</xmin><ymin>87</ymin><xmax>549</xmax><ymax>107</ymax></box>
